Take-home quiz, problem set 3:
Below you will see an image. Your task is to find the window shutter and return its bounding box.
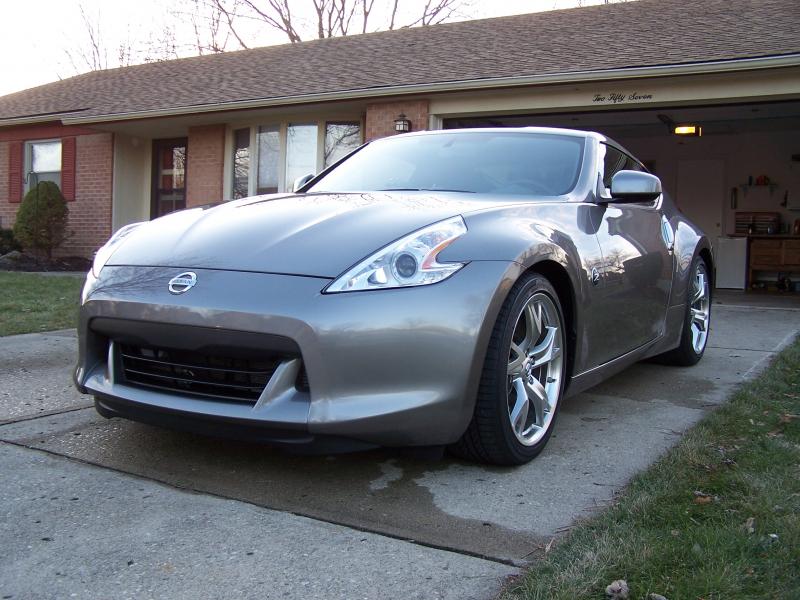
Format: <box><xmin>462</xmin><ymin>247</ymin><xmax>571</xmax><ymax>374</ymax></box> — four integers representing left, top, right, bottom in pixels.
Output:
<box><xmin>8</xmin><ymin>141</ymin><xmax>23</xmax><ymax>203</ymax></box>
<box><xmin>61</xmin><ymin>136</ymin><xmax>76</xmax><ymax>201</ymax></box>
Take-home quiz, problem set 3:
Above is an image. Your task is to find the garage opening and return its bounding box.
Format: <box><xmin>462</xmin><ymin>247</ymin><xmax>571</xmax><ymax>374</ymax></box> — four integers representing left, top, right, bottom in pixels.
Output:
<box><xmin>445</xmin><ymin>100</ymin><xmax>800</xmax><ymax>292</ymax></box>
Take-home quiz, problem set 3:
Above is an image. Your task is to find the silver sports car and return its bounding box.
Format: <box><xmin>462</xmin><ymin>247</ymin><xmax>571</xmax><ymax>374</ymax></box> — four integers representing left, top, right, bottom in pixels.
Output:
<box><xmin>75</xmin><ymin>128</ymin><xmax>712</xmax><ymax>465</ymax></box>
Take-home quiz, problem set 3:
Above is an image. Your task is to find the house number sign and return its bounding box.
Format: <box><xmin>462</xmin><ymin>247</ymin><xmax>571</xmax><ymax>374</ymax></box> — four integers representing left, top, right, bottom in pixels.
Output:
<box><xmin>592</xmin><ymin>92</ymin><xmax>654</xmax><ymax>105</ymax></box>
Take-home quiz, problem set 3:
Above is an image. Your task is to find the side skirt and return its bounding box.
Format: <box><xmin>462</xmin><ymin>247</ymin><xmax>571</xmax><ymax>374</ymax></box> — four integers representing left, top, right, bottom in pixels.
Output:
<box><xmin>564</xmin><ymin>302</ymin><xmax>685</xmax><ymax>398</ymax></box>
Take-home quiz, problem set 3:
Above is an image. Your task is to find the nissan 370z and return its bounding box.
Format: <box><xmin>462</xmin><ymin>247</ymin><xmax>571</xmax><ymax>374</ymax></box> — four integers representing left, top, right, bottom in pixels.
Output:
<box><xmin>75</xmin><ymin>128</ymin><xmax>712</xmax><ymax>465</ymax></box>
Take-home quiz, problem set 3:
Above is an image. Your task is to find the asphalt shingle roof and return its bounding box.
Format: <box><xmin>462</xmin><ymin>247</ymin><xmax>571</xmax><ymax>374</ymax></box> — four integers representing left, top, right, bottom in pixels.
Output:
<box><xmin>1</xmin><ymin>0</ymin><xmax>798</xmax><ymax>124</ymax></box>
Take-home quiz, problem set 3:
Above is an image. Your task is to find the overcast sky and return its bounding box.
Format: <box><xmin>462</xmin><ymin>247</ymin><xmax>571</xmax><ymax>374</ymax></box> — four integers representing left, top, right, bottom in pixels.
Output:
<box><xmin>0</xmin><ymin>0</ymin><xmax>617</xmax><ymax>98</ymax></box>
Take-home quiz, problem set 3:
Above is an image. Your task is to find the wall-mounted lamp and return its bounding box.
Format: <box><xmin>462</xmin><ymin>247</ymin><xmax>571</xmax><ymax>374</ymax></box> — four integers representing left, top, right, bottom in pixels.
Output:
<box><xmin>674</xmin><ymin>124</ymin><xmax>702</xmax><ymax>137</ymax></box>
<box><xmin>394</xmin><ymin>113</ymin><xmax>411</xmax><ymax>133</ymax></box>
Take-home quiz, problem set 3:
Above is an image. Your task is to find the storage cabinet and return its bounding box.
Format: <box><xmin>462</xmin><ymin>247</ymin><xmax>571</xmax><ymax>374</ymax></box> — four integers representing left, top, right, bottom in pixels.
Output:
<box><xmin>747</xmin><ymin>236</ymin><xmax>800</xmax><ymax>288</ymax></box>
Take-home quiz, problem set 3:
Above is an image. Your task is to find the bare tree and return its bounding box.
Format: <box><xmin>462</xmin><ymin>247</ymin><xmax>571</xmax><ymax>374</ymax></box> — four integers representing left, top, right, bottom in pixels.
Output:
<box><xmin>198</xmin><ymin>0</ymin><xmax>469</xmax><ymax>50</ymax></box>
<box><xmin>64</xmin><ymin>5</ymin><xmax>108</xmax><ymax>72</ymax></box>
<box><xmin>188</xmin><ymin>0</ymin><xmax>233</xmax><ymax>54</ymax></box>
<box><xmin>63</xmin><ymin>2</ymin><xmax>180</xmax><ymax>75</ymax></box>
<box><xmin>63</xmin><ymin>0</ymin><xmax>628</xmax><ymax>76</ymax></box>
<box><xmin>142</xmin><ymin>24</ymin><xmax>181</xmax><ymax>63</ymax></box>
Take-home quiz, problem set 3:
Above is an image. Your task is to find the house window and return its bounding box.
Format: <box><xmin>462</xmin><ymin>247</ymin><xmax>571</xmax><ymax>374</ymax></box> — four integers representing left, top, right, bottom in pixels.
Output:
<box><xmin>25</xmin><ymin>140</ymin><xmax>62</xmax><ymax>191</ymax></box>
<box><xmin>229</xmin><ymin>120</ymin><xmax>362</xmax><ymax>198</ymax></box>
<box><xmin>232</xmin><ymin>128</ymin><xmax>250</xmax><ymax>200</ymax></box>
<box><xmin>257</xmin><ymin>125</ymin><xmax>280</xmax><ymax>194</ymax></box>
<box><xmin>285</xmin><ymin>124</ymin><xmax>318</xmax><ymax>190</ymax></box>
<box><xmin>324</xmin><ymin>122</ymin><xmax>361</xmax><ymax>168</ymax></box>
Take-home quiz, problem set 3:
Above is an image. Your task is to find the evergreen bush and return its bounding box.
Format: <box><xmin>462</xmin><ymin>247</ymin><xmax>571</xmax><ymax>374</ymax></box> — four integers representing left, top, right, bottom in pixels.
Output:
<box><xmin>13</xmin><ymin>181</ymin><xmax>70</xmax><ymax>259</ymax></box>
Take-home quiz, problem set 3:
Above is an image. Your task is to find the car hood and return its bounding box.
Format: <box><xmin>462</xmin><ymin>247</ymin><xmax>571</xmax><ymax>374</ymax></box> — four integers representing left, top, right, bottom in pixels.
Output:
<box><xmin>107</xmin><ymin>192</ymin><xmax>507</xmax><ymax>277</ymax></box>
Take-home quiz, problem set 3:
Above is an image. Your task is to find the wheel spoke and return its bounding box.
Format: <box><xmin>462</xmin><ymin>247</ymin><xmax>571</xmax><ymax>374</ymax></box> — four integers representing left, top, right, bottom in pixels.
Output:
<box><xmin>510</xmin><ymin>378</ymin><xmax>530</xmax><ymax>433</ymax></box>
<box><xmin>524</xmin><ymin>376</ymin><xmax>548</xmax><ymax>427</ymax></box>
<box><xmin>691</xmin><ymin>308</ymin><xmax>708</xmax><ymax>329</ymax></box>
<box><xmin>522</xmin><ymin>301</ymin><xmax>544</xmax><ymax>352</ymax></box>
<box><xmin>693</xmin><ymin>273</ymin><xmax>706</xmax><ymax>304</ymax></box>
<box><xmin>530</xmin><ymin>326</ymin><xmax>560</xmax><ymax>369</ymax></box>
<box><xmin>508</xmin><ymin>342</ymin><xmax>525</xmax><ymax>375</ymax></box>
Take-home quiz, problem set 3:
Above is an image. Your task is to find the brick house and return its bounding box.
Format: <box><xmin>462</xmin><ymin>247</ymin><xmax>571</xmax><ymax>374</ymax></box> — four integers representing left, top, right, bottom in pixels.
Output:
<box><xmin>0</xmin><ymin>0</ymin><xmax>798</xmax><ymax>287</ymax></box>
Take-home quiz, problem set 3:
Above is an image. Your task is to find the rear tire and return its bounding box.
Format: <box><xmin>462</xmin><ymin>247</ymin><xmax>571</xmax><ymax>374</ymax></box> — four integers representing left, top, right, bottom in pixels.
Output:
<box><xmin>658</xmin><ymin>255</ymin><xmax>711</xmax><ymax>366</ymax></box>
<box><xmin>451</xmin><ymin>273</ymin><xmax>567</xmax><ymax>465</ymax></box>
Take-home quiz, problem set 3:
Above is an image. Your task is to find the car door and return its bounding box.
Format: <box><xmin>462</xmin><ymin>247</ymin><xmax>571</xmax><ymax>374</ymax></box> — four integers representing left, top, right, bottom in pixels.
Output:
<box><xmin>590</xmin><ymin>144</ymin><xmax>673</xmax><ymax>364</ymax></box>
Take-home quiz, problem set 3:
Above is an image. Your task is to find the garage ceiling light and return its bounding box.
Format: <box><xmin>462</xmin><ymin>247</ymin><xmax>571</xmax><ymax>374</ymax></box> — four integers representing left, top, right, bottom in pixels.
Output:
<box><xmin>674</xmin><ymin>124</ymin><xmax>702</xmax><ymax>136</ymax></box>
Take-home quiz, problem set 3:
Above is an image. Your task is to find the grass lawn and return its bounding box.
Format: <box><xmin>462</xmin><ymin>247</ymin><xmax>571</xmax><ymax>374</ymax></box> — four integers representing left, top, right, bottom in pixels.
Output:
<box><xmin>503</xmin><ymin>338</ymin><xmax>800</xmax><ymax>600</ymax></box>
<box><xmin>0</xmin><ymin>272</ymin><xmax>84</xmax><ymax>336</ymax></box>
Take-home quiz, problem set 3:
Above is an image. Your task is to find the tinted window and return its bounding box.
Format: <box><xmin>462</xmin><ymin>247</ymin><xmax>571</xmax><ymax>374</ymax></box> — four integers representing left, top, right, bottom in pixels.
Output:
<box><xmin>602</xmin><ymin>144</ymin><xmax>627</xmax><ymax>188</ymax></box>
<box><xmin>308</xmin><ymin>132</ymin><xmax>585</xmax><ymax>196</ymax></box>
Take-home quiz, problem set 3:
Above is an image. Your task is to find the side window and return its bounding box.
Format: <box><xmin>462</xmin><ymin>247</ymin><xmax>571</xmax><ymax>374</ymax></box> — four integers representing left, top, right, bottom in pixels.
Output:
<box><xmin>602</xmin><ymin>144</ymin><xmax>626</xmax><ymax>189</ymax></box>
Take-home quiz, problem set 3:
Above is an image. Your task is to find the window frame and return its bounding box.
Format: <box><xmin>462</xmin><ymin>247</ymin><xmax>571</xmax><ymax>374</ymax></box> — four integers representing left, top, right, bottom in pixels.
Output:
<box><xmin>600</xmin><ymin>143</ymin><xmax>650</xmax><ymax>184</ymax></box>
<box><xmin>24</xmin><ymin>138</ymin><xmax>62</xmax><ymax>193</ymax></box>
<box><xmin>600</xmin><ymin>143</ymin><xmax>628</xmax><ymax>190</ymax></box>
<box><xmin>599</xmin><ymin>142</ymin><xmax>657</xmax><ymax>206</ymax></box>
<box><xmin>224</xmin><ymin>117</ymin><xmax>363</xmax><ymax>200</ymax></box>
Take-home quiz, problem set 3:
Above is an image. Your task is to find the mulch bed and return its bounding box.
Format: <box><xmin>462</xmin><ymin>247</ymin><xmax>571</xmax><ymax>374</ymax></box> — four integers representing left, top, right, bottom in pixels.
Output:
<box><xmin>0</xmin><ymin>250</ymin><xmax>91</xmax><ymax>272</ymax></box>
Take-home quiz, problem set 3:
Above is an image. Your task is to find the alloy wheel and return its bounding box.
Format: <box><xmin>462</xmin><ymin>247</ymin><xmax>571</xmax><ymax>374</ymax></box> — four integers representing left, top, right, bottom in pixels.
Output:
<box><xmin>506</xmin><ymin>292</ymin><xmax>564</xmax><ymax>446</ymax></box>
<box><xmin>690</xmin><ymin>262</ymin><xmax>711</xmax><ymax>354</ymax></box>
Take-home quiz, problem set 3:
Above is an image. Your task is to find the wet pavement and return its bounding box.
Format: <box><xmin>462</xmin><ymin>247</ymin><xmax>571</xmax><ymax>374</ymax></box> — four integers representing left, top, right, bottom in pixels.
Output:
<box><xmin>1</xmin><ymin>294</ymin><xmax>799</xmax><ymax>598</ymax></box>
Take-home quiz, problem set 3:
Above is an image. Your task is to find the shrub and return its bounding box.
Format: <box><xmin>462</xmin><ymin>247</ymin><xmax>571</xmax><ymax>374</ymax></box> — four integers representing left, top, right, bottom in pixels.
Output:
<box><xmin>13</xmin><ymin>181</ymin><xmax>70</xmax><ymax>259</ymax></box>
<box><xmin>0</xmin><ymin>227</ymin><xmax>20</xmax><ymax>255</ymax></box>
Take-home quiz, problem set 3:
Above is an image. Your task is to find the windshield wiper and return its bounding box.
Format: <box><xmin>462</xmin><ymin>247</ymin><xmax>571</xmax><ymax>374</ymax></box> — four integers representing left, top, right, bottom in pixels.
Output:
<box><xmin>377</xmin><ymin>188</ymin><xmax>476</xmax><ymax>193</ymax></box>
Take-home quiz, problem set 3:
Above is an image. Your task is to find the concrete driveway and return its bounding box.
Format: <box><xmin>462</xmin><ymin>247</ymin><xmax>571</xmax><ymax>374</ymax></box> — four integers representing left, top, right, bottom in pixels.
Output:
<box><xmin>1</xmin><ymin>291</ymin><xmax>798</xmax><ymax>599</ymax></box>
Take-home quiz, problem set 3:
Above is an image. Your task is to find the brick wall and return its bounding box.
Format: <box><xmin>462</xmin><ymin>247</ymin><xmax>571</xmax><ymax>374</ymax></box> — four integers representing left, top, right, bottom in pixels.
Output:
<box><xmin>186</xmin><ymin>124</ymin><xmax>225</xmax><ymax>207</ymax></box>
<box><xmin>62</xmin><ymin>133</ymin><xmax>114</xmax><ymax>257</ymax></box>
<box><xmin>365</xmin><ymin>100</ymin><xmax>429</xmax><ymax>141</ymax></box>
<box><xmin>1</xmin><ymin>130</ymin><xmax>113</xmax><ymax>258</ymax></box>
<box><xmin>0</xmin><ymin>141</ymin><xmax>10</xmax><ymax>232</ymax></box>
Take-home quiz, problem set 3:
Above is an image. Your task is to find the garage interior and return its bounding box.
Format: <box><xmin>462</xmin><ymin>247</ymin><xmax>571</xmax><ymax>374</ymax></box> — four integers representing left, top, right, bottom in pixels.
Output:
<box><xmin>445</xmin><ymin>100</ymin><xmax>800</xmax><ymax>292</ymax></box>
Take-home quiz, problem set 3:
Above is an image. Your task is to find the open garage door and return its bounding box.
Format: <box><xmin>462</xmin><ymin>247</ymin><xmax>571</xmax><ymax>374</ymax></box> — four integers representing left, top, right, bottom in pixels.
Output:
<box><xmin>445</xmin><ymin>101</ymin><xmax>800</xmax><ymax>290</ymax></box>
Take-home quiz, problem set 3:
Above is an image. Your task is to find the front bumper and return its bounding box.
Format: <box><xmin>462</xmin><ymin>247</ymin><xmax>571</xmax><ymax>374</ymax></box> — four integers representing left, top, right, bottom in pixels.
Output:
<box><xmin>75</xmin><ymin>262</ymin><xmax>516</xmax><ymax>447</ymax></box>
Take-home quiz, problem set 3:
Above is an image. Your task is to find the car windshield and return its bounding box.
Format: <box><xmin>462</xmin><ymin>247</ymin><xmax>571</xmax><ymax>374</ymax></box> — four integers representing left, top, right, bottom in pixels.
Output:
<box><xmin>307</xmin><ymin>131</ymin><xmax>585</xmax><ymax>196</ymax></box>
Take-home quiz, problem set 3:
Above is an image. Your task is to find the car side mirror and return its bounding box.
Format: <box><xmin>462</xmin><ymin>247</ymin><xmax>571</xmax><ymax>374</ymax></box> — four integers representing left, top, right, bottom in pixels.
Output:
<box><xmin>293</xmin><ymin>173</ymin><xmax>315</xmax><ymax>193</ymax></box>
<box><xmin>607</xmin><ymin>170</ymin><xmax>662</xmax><ymax>203</ymax></box>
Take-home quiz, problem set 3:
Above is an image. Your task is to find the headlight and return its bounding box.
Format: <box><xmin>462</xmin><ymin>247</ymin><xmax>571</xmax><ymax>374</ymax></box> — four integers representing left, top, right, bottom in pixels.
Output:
<box><xmin>325</xmin><ymin>216</ymin><xmax>467</xmax><ymax>293</ymax></box>
<box><xmin>92</xmin><ymin>222</ymin><xmax>144</xmax><ymax>277</ymax></box>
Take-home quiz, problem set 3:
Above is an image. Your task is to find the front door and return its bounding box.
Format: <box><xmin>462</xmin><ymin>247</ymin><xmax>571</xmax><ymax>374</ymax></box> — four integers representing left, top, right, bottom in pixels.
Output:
<box><xmin>676</xmin><ymin>159</ymin><xmax>724</xmax><ymax>240</ymax></box>
<box><xmin>151</xmin><ymin>138</ymin><xmax>188</xmax><ymax>218</ymax></box>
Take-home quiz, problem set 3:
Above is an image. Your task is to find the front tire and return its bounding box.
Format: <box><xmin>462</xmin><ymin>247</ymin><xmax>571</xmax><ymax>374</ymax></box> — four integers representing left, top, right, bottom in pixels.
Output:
<box><xmin>452</xmin><ymin>273</ymin><xmax>567</xmax><ymax>465</ymax></box>
<box><xmin>659</xmin><ymin>255</ymin><xmax>711</xmax><ymax>366</ymax></box>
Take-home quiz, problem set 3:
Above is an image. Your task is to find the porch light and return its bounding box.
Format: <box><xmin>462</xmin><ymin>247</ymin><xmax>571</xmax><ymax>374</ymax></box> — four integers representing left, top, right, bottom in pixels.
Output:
<box><xmin>394</xmin><ymin>114</ymin><xmax>411</xmax><ymax>133</ymax></box>
<box><xmin>674</xmin><ymin>124</ymin><xmax>702</xmax><ymax>137</ymax></box>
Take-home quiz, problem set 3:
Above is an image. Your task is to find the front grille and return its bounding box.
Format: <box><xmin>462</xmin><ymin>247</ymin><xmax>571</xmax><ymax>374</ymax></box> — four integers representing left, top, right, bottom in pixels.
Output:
<box><xmin>118</xmin><ymin>344</ymin><xmax>281</xmax><ymax>403</ymax></box>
